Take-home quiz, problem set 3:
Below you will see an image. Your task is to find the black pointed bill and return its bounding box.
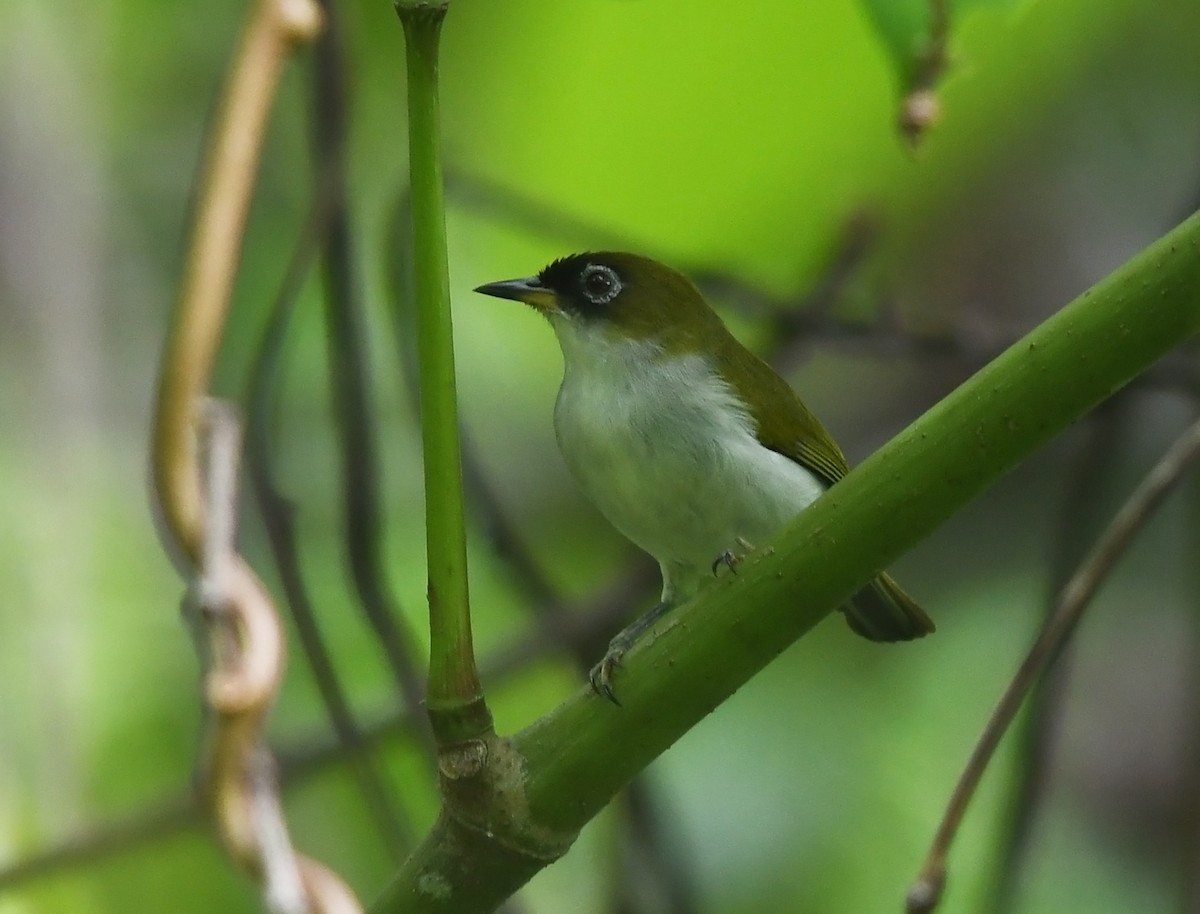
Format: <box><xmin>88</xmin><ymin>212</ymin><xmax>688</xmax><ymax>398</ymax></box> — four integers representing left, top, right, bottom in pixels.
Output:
<box><xmin>474</xmin><ymin>276</ymin><xmax>559</xmax><ymax>313</ymax></box>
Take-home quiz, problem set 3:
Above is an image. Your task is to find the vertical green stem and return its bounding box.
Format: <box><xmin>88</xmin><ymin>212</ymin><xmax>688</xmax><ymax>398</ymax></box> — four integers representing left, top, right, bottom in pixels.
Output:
<box><xmin>398</xmin><ymin>1</ymin><xmax>490</xmax><ymax>742</ymax></box>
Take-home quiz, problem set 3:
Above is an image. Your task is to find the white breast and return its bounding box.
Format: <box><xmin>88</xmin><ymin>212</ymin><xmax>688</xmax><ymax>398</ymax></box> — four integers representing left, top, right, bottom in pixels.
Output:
<box><xmin>550</xmin><ymin>319</ymin><xmax>826</xmax><ymax>602</ymax></box>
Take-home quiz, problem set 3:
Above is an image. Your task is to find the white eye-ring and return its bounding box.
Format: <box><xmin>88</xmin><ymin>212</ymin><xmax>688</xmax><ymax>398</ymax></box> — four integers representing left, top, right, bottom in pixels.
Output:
<box><xmin>579</xmin><ymin>263</ymin><xmax>622</xmax><ymax>305</ymax></box>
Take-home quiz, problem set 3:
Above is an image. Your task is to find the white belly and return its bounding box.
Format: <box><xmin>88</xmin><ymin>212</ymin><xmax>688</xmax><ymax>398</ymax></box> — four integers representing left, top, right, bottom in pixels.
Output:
<box><xmin>552</xmin><ymin>338</ymin><xmax>825</xmax><ymax>602</ymax></box>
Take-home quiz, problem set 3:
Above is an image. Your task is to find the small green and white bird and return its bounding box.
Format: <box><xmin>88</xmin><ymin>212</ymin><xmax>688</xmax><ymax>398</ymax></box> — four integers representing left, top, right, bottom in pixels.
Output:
<box><xmin>476</xmin><ymin>252</ymin><xmax>933</xmax><ymax>702</ymax></box>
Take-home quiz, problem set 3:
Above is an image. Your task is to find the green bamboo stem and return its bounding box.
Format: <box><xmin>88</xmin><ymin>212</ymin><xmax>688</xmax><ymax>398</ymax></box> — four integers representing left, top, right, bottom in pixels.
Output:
<box><xmin>373</xmin><ymin>214</ymin><xmax>1200</xmax><ymax>913</ymax></box>
<box><xmin>397</xmin><ymin>0</ymin><xmax>490</xmax><ymax>743</ymax></box>
<box><xmin>517</xmin><ymin>214</ymin><xmax>1200</xmax><ymax>825</ymax></box>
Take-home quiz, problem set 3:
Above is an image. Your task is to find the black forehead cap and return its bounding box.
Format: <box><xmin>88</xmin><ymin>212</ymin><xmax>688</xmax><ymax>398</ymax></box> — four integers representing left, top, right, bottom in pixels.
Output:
<box><xmin>537</xmin><ymin>251</ymin><xmax>626</xmax><ymax>291</ymax></box>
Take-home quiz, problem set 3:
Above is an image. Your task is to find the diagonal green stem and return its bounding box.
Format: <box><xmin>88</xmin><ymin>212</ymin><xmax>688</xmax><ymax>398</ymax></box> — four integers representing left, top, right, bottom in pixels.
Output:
<box><xmin>516</xmin><ymin>213</ymin><xmax>1200</xmax><ymax>829</ymax></box>
<box><xmin>397</xmin><ymin>0</ymin><xmax>490</xmax><ymax>743</ymax></box>
<box><xmin>373</xmin><ymin>212</ymin><xmax>1200</xmax><ymax>913</ymax></box>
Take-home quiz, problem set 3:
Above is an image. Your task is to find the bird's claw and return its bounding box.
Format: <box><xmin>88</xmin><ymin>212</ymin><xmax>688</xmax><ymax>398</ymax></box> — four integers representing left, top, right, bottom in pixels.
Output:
<box><xmin>588</xmin><ymin>643</ymin><xmax>626</xmax><ymax>705</ymax></box>
<box><xmin>711</xmin><ymin>537</ymin><xmax>756</xmax><ymax>577</ymax></box>
<box><xmin>711</xmin><ymin>549</ymin><xmax>742</xmax><ymax>577</ymax></box>
<box><xmin>588</xmin><ymin>598</ymin><xmax>677</xmax><ymax>705</ymax></box>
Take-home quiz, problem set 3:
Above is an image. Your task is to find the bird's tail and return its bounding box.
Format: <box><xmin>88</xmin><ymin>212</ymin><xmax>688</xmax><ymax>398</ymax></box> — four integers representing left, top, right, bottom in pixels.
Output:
<box><xmin>841</xmin><ymin>572</ymin><xmax>935</xmax><ymax>643</ymax></box>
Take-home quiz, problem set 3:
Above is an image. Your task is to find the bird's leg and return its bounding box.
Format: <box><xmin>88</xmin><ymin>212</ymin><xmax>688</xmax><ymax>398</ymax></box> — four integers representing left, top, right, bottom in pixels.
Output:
<box><xmin>589</xmin><ymin>599</ymin><xmax>676</xmax><ymax>705</ymax></box>
<box><xmin>591</xmin><ymin>538</ymin><xmax>757</xmax><ymax>703</ymax></box>
<box><xmin>711</xmin><ymin>536</ymin><xmax>757</xmax><ymax>577</ymax></box>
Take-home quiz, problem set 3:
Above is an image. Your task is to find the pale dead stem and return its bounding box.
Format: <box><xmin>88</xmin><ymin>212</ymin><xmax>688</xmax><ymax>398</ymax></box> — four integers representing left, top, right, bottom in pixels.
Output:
<box><xmin>149</xmin><ymin>0</ymin><xmax>361</xmax><ymax>911</ymax></box>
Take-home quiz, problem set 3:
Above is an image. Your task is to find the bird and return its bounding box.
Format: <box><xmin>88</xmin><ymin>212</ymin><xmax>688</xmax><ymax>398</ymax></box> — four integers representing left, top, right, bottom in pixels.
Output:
<box><xmin>475</xmin><ymin>252</ymin><xmax>933</xmax><ymax>702</ymax></box>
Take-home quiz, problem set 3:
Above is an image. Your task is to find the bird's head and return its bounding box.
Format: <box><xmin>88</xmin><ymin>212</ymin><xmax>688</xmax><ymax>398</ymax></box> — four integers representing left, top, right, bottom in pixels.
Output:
<box><xmin>475</xmin><ymin>252</ymin><xmax>724</xmax><ymax>353</ymax></box>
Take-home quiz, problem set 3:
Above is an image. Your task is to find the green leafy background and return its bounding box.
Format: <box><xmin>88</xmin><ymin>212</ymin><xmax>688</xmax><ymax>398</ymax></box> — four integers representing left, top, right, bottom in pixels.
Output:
<box><xmin>1</xmin><ymin>0</ymin><xmax>1199</xmax><ymax>912</ymax></box>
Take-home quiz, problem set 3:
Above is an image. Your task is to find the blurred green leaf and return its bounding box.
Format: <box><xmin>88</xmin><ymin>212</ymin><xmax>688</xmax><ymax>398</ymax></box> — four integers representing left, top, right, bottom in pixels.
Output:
<box><xmin>858</xmin><ymin>0</ymin><xmax>1023</xmax><ymax>90</ymax></box>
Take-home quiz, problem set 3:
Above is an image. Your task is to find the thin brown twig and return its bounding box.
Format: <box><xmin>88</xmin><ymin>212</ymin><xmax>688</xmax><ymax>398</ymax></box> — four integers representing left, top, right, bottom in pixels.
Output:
<box><xmin>1181</xmin><ymin>459</ymin><xmax>1200</xmax><ymax>914</ymax></box>
<box><xmin>906</xmin><ymin>416</ymin><xmax>1200</xmax><ymax>913</ymax></box>
<box><xmin>147</xmin><ymin>0</ymin><xmax>363</xmax><ymax>909</ymax></box>
<box><xmin>984</xmin><ymin>399</ymin><xmax>1128</xmax><ymax>914</ymax></box>
<box><xmin>152</xmin><ymin>0</ymin><xmax>320</xmax><ymax>561</ymax></box>
<box><xmin>1183</xmin><ymin>662</ymin><xmax>1200</xmax><ymax>914</ymax></box>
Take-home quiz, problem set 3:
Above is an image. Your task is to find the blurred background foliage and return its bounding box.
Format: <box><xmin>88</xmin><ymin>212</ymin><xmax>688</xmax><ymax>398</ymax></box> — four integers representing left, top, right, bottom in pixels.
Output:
<box><xmin>1</xmin><ymin>0</ymin><xmax>1199</xmax><ymax>912</ymax></box>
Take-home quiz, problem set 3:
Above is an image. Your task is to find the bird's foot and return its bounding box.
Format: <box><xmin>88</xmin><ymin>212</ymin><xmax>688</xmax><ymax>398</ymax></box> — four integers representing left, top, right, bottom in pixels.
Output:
<box><xmin>711</xmin><ymin>536</ymin><xmax>757</xmax><ymax>577</ymax></box>
<box><xmin>588</xmin><ymin>638</ymin><xmax>630</xmax><ymax>706</ymax></box>
<box><xmin>587</xmin><ymin>599</ymin><xmax>675</xmax><ymax>705</ymax></box>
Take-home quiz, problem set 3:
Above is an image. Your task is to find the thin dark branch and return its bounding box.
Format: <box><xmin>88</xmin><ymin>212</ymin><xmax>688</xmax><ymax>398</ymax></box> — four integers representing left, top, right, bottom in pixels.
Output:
<box><xmin>907</xmin><ymin>415</ymin><xmax>1200</xmax><ymax>913</ymax></box>
<box><xmin>244</xmin><ymin>164</ymin><xmax>413</xmax><ymax>854</ymax></box>
<box><xmin>620</xmin><ymin>786</ymin><xmax>699</xmax><ymax>914</ymax></box>
<box><xmin>0</xmin><ymin>798</ymin><xmax>196</xmax><ymax>891</ymax></box>
<box><xmin>985</xmin><ymin>399</ymin><xmax>1128</xmax><ymax>914</ymax></box>
<box><xmin>0</xmin><ymin>567</ymin><xmax>651</xmax><ymax>894</ymax></box>
<box><xmin>312</xmin><ymin>0</ymin><xmax>430</xmax><ymax>737</ymax></box>
<box><xmin>691</xmin><ymin>209</ymin><xmax>883</xmax><ymax>331</ymax></box>
<box><xmin>1181</xmin><ymin>462</ymin><xmax>1200</xmax><ymax>914</ymax></box>
<box><xmin>1183</xmin><ymin>649</ymin><xmax>1200</xmax><ymax>914</ymax></box>
<box><xmin>444</xmin><ymin>171</ymin><xmax>1200</xmax><ymax>394</ymax></box>
<box><xmin>446</xmin><ymin>171</ymin><xmax>633</xmax><ymax>253</ymax></box>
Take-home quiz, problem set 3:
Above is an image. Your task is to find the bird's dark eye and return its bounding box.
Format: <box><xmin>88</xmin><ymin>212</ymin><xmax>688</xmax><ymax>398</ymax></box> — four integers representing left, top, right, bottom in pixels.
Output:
<box><xmin>579</xmin><ymin>263</ymin><xmax>622</xmax><ymax>306</ymax></box>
